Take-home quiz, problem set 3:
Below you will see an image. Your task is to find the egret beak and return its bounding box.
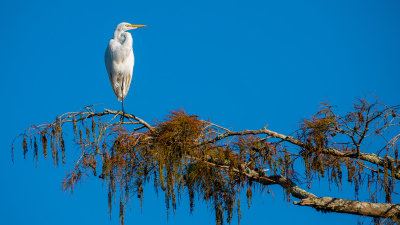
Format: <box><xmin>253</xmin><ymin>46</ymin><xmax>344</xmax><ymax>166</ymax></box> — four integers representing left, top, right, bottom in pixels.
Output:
<box><xmin>126</xmin><ymin>24</ymin><xmax>147</xmax><ymax>28</ymax></box>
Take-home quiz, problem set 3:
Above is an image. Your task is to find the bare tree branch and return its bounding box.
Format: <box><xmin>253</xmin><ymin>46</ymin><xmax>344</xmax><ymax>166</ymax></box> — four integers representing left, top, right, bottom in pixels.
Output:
<box><xmin>200</xmin><ymin>154</ymin><xmax>400</xmax><ymax>219</ymax></box>
<box><xmin>201</xmin><ymin>127</ymin><xmax>400</xmax><ymax>180</ymax></box>
<box><xmin>294</xmin><ymin>197</ymin><xmax>400</xmax><ymax>220</ymax></box>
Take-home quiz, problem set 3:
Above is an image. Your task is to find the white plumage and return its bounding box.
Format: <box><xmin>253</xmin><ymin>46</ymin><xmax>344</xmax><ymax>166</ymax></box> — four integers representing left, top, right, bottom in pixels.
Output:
<box><xmin>105</xmin><ymin>22</ymin><xmax>146</xmax><ymax>102</ymax></box>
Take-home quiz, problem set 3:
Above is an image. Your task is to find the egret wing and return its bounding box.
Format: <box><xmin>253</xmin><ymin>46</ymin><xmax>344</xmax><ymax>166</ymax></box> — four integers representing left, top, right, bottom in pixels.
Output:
<box><xmin>105</xmin><ymin>41</ymin><xmax>115</xmax><ymax>81</ymax></box>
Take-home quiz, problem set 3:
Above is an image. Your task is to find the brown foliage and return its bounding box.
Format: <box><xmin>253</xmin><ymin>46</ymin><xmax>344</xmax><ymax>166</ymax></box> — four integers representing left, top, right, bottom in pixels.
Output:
<box><xmin>13</xmin><ymin>98</ymin><xmax>400</xmax><ymax>225</ymax></box>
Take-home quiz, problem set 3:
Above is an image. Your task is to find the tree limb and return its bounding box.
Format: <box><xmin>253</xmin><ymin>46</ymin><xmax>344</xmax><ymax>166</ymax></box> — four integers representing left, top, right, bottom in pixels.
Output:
<box><xmin>201</xmin><ymin>155</ymin><xmax>400</xmax><ymax>220</ymax></box>
<box><xmin>294</xmin><ymin>197</ymin><xmax>400</xmax><ymax>220</ymax></box>
<box><xmin>203</xmin><ymin>127</ymin><xmax>400</xmax><ymax>180</ymax></box>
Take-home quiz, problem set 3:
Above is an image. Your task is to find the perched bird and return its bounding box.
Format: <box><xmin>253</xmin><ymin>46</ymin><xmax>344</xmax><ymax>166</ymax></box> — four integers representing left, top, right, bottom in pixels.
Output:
<box><xmin>105</xmin><ymin>22</ymin><xmax>146</xmax><ymax>117</ymax></box>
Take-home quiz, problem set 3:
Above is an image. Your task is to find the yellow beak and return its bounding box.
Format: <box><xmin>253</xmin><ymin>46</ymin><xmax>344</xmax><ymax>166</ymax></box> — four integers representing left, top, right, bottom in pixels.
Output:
<box><xmin>126</xmin><ymin>24</ymin><xmax>147</xmax><ymax>28</ymax></box>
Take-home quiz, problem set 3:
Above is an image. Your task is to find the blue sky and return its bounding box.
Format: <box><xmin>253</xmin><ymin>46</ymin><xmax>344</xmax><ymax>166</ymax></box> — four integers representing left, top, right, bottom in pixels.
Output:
<box><xmin>1</xmin><ymin>0</ymin><xmax>399</xmax><ymax>224</ymax></box>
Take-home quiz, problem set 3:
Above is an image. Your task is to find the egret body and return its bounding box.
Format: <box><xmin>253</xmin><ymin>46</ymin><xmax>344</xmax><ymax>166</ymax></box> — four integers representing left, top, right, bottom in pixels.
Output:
<box><xmin>105</xmin><ymin>22</ymin><xmax>146</xmax><ymax>115</ymax></box>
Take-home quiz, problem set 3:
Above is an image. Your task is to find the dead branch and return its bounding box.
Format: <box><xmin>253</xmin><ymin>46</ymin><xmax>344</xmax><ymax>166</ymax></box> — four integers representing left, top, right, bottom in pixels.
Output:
<box><xmin>294</xmin><ymin>197</ymin><xmax>400</xmax><ymax>220</ymax></box>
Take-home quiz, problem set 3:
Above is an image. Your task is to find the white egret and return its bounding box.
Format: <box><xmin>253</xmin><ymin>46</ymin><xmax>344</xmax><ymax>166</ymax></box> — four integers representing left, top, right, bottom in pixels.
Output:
<box><xmin>105</xmin><ymin>22</ymin><xmax>146</xmax><ymax>119</ymax></box>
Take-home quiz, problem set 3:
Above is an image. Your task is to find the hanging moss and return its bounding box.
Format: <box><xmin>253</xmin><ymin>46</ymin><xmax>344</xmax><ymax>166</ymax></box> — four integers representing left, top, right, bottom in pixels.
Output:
<box><xmin>13</xmin><ymin>98</ymin><xmax>400</xmax><ymax>225</ymax></box>
<box><xmin>22</xmin><ymin>137</ymin><xmax>28</xmax><ymax>159</ymax></box>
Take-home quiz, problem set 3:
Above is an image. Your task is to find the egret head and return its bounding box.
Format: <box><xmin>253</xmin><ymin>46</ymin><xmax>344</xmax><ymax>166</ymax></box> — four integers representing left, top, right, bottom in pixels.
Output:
<box><xmin>117</xmin><ymin>22</ymin><xmax>146</xmax><ymax>32</ymax></box>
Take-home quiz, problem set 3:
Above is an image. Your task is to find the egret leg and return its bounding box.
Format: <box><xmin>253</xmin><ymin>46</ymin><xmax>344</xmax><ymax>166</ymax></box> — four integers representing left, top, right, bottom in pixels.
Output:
<box><xmin>120</xmin><ymin>79</ymin><xmax>125</xmax><ymax>123</ymax></box>
<box><xmin>121</xmin><ymin>97</ymin><xmax>125</xmax><ymax>122</ymax></box>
